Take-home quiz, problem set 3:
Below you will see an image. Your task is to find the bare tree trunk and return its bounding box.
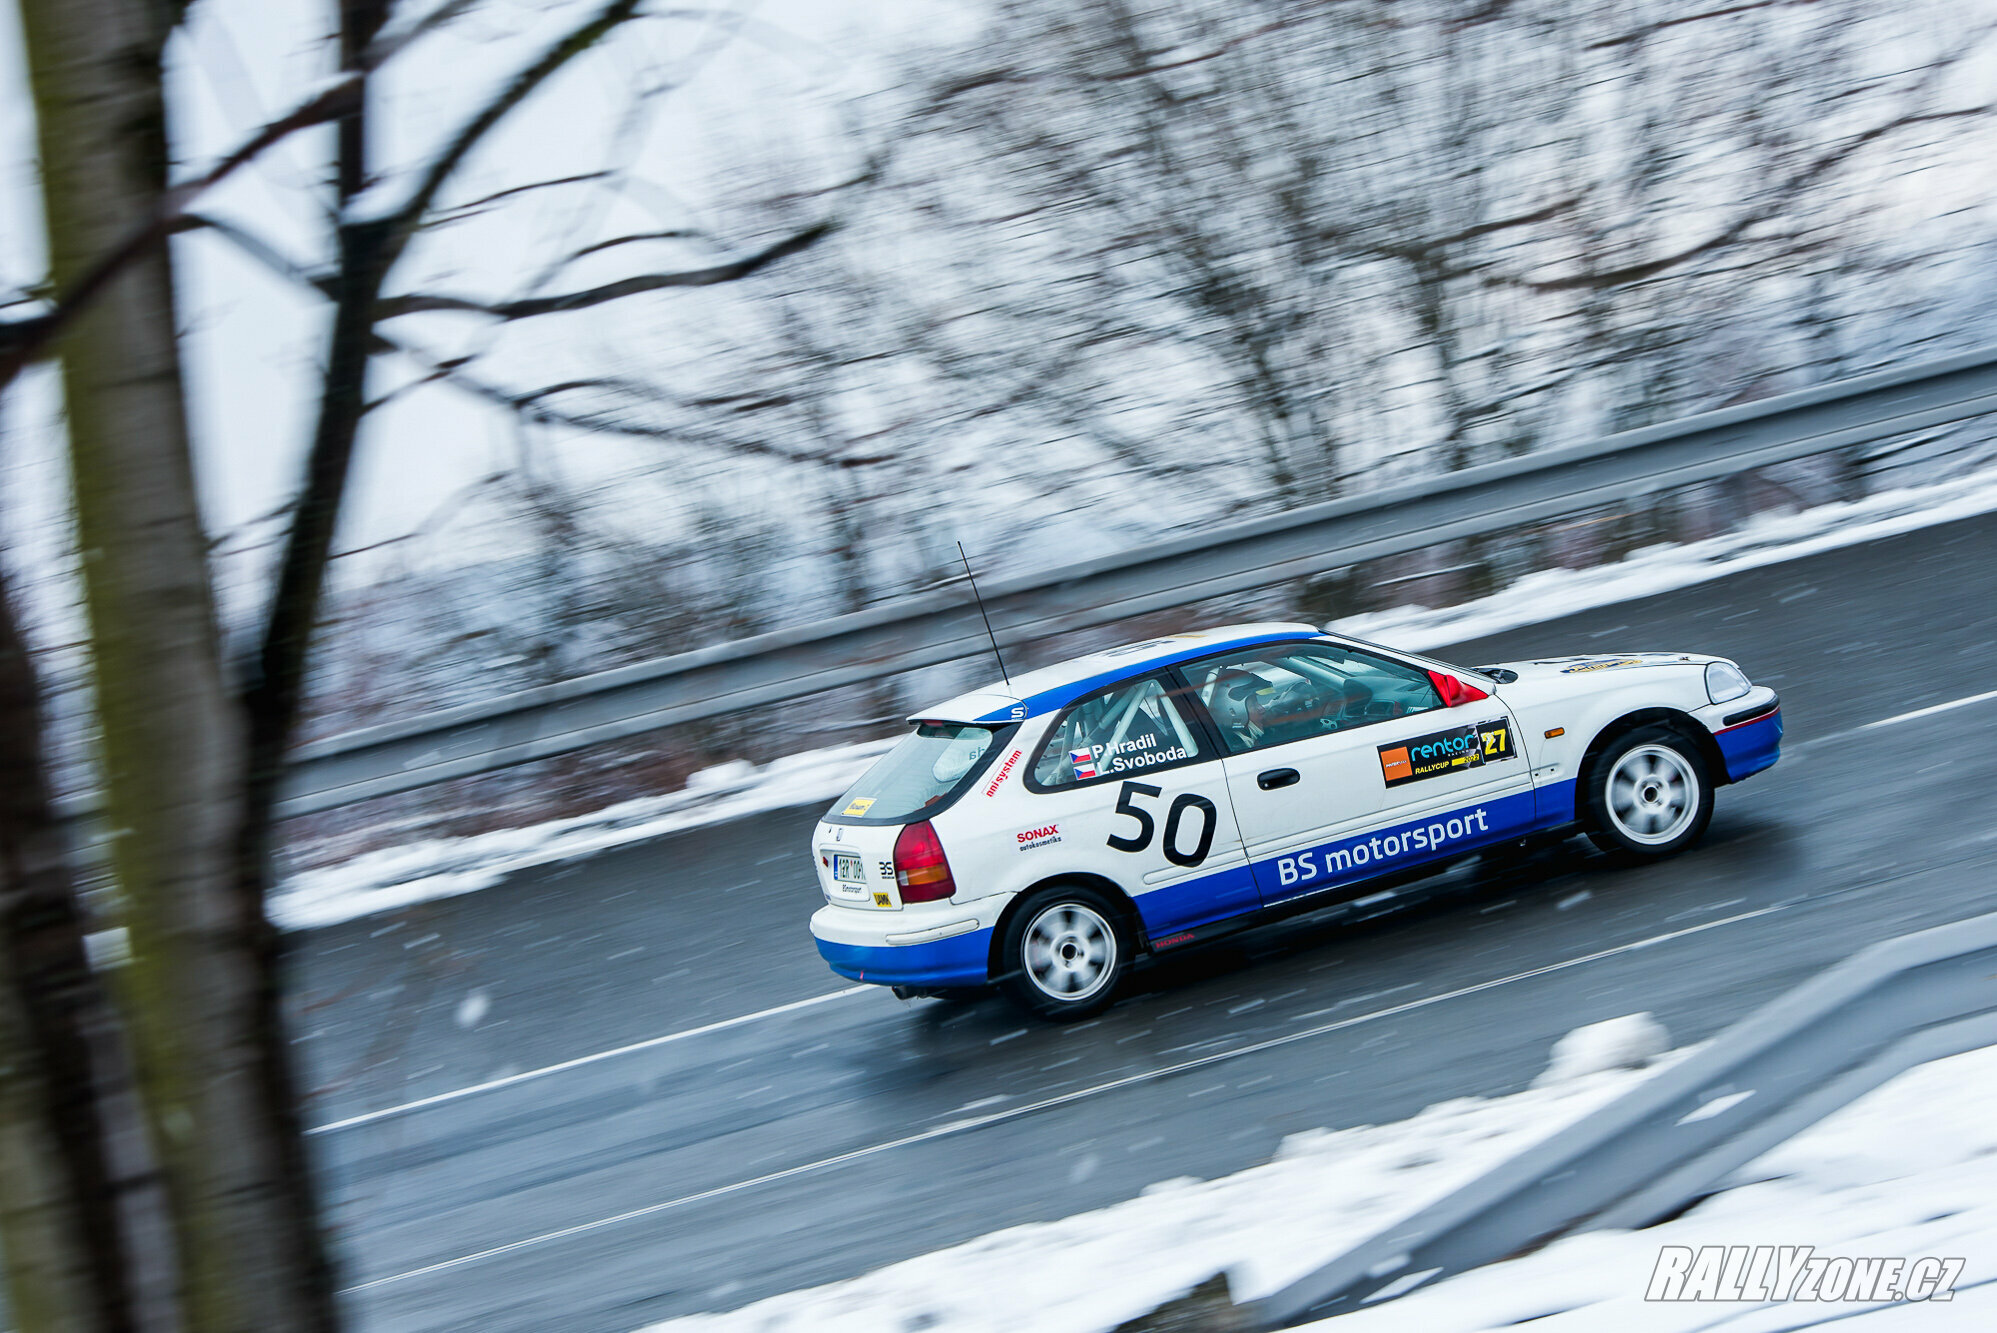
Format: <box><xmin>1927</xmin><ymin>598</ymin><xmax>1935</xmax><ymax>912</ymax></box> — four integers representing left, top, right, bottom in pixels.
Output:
<box><xmin>19</xmin><ymin>0</ymin><xmax>339</xmax><ymax>1326</ymax></box>
<box><xmin>0</xmin><ymin>574</ymin><xmax>134</xmax><ymax>1333</ymax></box>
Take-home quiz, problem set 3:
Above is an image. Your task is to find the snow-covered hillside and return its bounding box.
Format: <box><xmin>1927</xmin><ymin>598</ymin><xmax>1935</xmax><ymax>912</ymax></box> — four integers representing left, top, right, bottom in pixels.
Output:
<box><xmin>639</xmin><ymin>1025</ymin><xmax>1997</xmax><ymax>1333</ymax></box>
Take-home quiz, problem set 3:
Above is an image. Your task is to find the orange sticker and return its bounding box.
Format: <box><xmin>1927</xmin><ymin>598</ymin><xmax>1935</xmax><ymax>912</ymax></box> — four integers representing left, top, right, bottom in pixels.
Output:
<box><xmin>1379</xmin><ymin>746</ymin><xmax>1413</xmax><ymax>783</ymax></box>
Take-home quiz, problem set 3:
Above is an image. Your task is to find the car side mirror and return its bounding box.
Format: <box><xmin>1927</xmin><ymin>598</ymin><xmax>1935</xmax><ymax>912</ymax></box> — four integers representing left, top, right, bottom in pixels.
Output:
<box><xmin>1427</xmin><ymin>669</ymin><xmax>1490</xmax><ymax>708</ymax></box>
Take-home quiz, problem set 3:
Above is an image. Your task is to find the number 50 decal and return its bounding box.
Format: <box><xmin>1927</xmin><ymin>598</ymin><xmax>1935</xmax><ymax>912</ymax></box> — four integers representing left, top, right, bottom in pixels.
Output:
<box><xmin>1106</xmin><ymin>781</ymin><xmax>1217</xmax><ymax>867</ymax></box>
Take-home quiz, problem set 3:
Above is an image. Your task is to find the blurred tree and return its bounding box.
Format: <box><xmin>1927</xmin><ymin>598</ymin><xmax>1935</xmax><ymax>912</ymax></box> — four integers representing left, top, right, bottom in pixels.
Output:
<box><xmin>0</xmin><ymin>574</ymin><xmax>150</xmax><ymax>1333</ymax></box>
<box><xmin>21</xmin><ymin>0</ymin><xmax>336</xmax><ymax>1322</ymax></box>
<box><xmin>890</xmin><ymin>0</ymin><xmax>1992</xmax><ymax>499</ymax></box>
<box><xmin>4</xmin><ymin>0</ymin><xmax>838</xmax><ymax>1328</ymax></box>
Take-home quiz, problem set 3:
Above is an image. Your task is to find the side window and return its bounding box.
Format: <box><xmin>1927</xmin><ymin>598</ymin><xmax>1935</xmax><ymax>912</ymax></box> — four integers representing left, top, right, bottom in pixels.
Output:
<box><xmin>1185</xmin><ymin>644</ymin><xmax>1443</xmax><ymax>754</ymax></box>
<box><xmin>1030</xmin><ymin>676</ymin><xmax>1209</xmax><ymax>789</ymax></box>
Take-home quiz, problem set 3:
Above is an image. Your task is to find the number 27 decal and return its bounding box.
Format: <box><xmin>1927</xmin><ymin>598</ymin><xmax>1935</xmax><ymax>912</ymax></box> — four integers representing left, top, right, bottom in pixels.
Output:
<box><xmin>1105</xmin><ymin>781</ymin><xmax>1216</xmax><ymax>867</ymax></box>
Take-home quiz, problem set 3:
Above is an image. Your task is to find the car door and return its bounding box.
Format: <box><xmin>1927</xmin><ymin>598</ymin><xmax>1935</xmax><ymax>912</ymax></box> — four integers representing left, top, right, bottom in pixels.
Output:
<box><xmin>1177</xmin><ymin>641</ymin><xmax>1535</xmax><ymax>907</ymax></box>
<box><xmin>1019</xmin><ymin>672</ymin><xmax>1258</xmax><ymax>939</ymax></box>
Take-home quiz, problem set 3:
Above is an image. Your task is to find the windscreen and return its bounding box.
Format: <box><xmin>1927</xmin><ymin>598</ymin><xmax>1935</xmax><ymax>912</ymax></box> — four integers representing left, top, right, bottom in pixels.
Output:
<box><xmin>828</xmin><ymin>722</ymin><xmax>1004</xmax><ymax>823</ymax></box>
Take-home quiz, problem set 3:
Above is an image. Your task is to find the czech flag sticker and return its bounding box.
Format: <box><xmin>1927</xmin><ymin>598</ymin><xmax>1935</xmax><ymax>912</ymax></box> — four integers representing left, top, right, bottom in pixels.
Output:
<box><xmin>1069</xmin><ymin>748</ymin><xmax>1098</xmax><ymax>780</ymax></box>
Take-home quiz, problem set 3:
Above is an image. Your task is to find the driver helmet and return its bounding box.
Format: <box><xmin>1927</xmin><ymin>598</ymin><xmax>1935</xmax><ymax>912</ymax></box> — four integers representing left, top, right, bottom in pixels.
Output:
<box><xmin>1208</xmin><ymin>671</ymin><xmax>1275</xmax><ymax>738</ymax></box>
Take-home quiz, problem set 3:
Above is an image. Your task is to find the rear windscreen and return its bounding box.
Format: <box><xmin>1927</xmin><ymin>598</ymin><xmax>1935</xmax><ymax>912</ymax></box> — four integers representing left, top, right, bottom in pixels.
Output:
<box><xmin>828</xmin><ymin>723</ymin><xmax>1005</xmax><ymax>824</ymax></box>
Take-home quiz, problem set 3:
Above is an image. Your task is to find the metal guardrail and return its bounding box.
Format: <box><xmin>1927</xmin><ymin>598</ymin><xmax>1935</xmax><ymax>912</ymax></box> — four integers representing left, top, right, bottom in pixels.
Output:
<box><xmin>1252</xmin><ymin>909</ymin><xmax>1997</xmax><ymax>1327</ymax></box>
<box><xmin>280</xmin><ymin>344</ymin><xmax>1997</xmax><ymax>816</ymax></box>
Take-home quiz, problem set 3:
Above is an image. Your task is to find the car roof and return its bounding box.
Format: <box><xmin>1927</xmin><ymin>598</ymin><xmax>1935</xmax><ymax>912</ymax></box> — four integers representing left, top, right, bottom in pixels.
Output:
<box><xmin>913</xmin><ymin>622</ymin><xmax>1326</xmax><ymax>725</ymax></box>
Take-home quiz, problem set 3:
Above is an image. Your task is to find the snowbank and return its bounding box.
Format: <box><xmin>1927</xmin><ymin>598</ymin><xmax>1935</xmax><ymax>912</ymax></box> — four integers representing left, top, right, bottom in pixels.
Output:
<box><xmin>1534</xmin><ymin>1011</ymin><xmax>1671</xmax><ymax>1086</ymax></box>
<box><xmin>273</xmin><ymin>462</ymin><xmax>1997</xmax><ymax>931</ymax></box>
<box><xmin>268</xmin><ymin>739</ymin><xmax>893</xmax><ymax>930</ymax></box>
<box><xmin>1337</xmin><ymin>461</ymin><xmax>1997</xmax><ymax>653</ymax></box>
<box><xmin>638</xmin><ymin>1033</ymin><xmax>1997</xmax><ymax>1333</ymax></box>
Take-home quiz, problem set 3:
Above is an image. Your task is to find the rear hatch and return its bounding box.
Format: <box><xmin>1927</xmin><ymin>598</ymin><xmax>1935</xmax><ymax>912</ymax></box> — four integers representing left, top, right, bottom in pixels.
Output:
<box><xmin>813</xmin><ymin>821</ymin><xmax>905</xmax><ymax>910</ymax></box>
<box><xmin>812</xmin><ymin>719</ymin><xmax>1018</xmax><ymax>911</ymax></box>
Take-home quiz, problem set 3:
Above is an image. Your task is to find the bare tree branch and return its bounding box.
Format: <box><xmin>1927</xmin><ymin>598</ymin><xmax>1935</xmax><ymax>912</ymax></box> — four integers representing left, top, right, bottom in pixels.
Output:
<box><xmin>173</xmin><ymin>214</ymin><xmax>333</xmax><ymax>296</ymax></box>
<box><xmin>429</xmin><ymin>171</ymin><xmax>613</xmax><ymax>222</ymax></box>
<box><xmin>363</xmin><ymin>0</ymin><xmax>480</xmax><ymax>67</ymax></box>
<box><xmin>376</xmin><ymin>219</ymin><xmax>834</xmax><ymax>320</ymax></box>
<box><xmin>565</xmin><ymin>229</ymin><xmax>710</xmax><ymax>262</ymax></box>
<box><xmin>0</xmin><ymin>74</ymin><xmax>362</xmax><ymax>385</ymax></box>
<box><xmin>1588</xmin><ymin>1</ymin><xmax>1791</xmax><ymax>50</ymax></box>
<box><xmin>382</xmin><ymin>0</ymin><xmax>644</xmax><ymax>258</ymax></box>
<box><xmin>1496</xmin><ymin>107</ymin><xmax>1991</xmax><ymax>292</ymax></box>
<box><xmin>374</xmin><ymin>328</ymin><xmax>892</xmax><ymax>467</ymax></box>
<box><xmin>1356</xmin><ymin>193</ymin><xmax>1585</xmax><ymax>261</ymax></box>
<box><xmin>1098</xmin><ymin>14</ymin><xmax>1310</xmax><ymax>80</ymax></box>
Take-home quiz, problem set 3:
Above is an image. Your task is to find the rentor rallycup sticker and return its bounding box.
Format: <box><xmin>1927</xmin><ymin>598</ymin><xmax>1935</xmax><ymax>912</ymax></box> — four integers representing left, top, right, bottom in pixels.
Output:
<box><xmin>1378</xmin><ymin>719</ymin><xmax>1516</xmax><ymax>787</ymax></box>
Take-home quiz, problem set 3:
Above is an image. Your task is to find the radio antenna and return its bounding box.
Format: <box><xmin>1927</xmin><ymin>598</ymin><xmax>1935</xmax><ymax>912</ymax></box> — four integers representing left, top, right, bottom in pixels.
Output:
<box><xmin>957</xmin><ymin>541</ymin><xmax>1012</xmax><ymax>691</ymax></box>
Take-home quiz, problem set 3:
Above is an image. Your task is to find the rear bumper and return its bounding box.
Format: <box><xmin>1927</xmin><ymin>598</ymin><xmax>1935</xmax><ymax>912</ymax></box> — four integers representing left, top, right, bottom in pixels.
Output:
<box><xmin>1715</xmin><ymin>704</ymin><xmax>1782</xmax><ymax>782</ymax></box>
<box><xmin>809</xmin><ymin>899</ymin><xmax>1005</xmax><ymax>987</ymax></box>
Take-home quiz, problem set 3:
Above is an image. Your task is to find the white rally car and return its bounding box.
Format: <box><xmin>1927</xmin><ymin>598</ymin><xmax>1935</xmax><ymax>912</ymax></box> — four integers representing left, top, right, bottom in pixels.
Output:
<box><xmin>809</xmin><ymin>623</ymin><xmax>1781</xmax><ymax>1020</ymax></box>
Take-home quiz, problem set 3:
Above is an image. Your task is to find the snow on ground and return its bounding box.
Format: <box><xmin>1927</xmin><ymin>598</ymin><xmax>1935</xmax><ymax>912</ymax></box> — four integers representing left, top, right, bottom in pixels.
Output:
<box><xmin>1335</xmin><ymin>460</ymin><xmax>1997</xmax><ymax>653</ymax></box>
<box><xmin>271</xmin><ymin>461</ymin><xmax>1997</xmax><ymax>932</ymax></box>
<box><xmin>1533</xmin><ymin>1011</ymin><xmax>1671</xmax><ymax>1086</ymax></box>
<box><xmin>268</xmin><ymin>739</ymin><xmax>894</xmax><ymax>930</ymax></box>
<box><xmin>637</xmin><ymin>1033</ymin><xmax>1997</xmax><ymax>1333</ymax></box>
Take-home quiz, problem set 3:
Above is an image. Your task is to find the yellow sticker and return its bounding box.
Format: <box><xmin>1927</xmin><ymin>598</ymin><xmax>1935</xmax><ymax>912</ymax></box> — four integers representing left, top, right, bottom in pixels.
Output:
<box><xmin>873</xmin><ymin>892</ymin><xmax>891</xmax><ymax>907</ymax></box>
<box><xmin>841</xmin><ymin>797</ymin><xmax>875</xmax><ymax>816</ymax></box>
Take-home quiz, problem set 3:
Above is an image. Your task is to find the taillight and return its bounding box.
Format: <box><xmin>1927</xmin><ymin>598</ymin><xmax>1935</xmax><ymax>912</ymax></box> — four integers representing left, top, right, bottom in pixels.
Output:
<box><xmin>893</xmin><ymin>820</ymin><xmax>956</xmax><ymax>903</ymax></box>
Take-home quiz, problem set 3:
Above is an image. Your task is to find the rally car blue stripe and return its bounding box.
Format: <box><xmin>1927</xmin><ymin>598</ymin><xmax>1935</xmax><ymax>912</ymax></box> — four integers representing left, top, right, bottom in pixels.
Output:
<box><xmin>1130</xmin><ymin>863</ymin><xmax>1262</xmax><ymax>939</ymax></box>
<box><xmin>974</xmin><ymin>631</ymin><xmax>1330</xmax><ymax>722</ymax></box>
<box><xmin>1536</xmin><ymin>777</ymin><xmax>1579</xmax><ymax>826</ymax></box>
<box><xmin>1250</xmin><ymin>786</ymin><xmax>1541</xmax><ymax>908</ymax></box>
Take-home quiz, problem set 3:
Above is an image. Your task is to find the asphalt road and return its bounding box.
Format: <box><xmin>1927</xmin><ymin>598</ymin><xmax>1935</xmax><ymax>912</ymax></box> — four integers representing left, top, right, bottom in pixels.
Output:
<box><xmin>291</xmin><ymin>507</ymin><xmax>1997</xmax><ymax>1332</ymax></box>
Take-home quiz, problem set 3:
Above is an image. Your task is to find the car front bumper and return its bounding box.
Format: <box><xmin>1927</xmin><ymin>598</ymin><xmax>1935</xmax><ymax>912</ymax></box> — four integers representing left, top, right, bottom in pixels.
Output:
<box><xmin>1714</xmin><ymin>697</ymin><xmax>1782</xmax><ymax>782</ymax></box>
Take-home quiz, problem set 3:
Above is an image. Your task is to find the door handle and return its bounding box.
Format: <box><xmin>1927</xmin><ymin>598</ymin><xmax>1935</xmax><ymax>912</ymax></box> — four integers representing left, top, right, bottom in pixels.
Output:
<box><xmin>1257</xmin><ymin>768</ymin><xmax>1300</xmax><ymax>790</ymax></box>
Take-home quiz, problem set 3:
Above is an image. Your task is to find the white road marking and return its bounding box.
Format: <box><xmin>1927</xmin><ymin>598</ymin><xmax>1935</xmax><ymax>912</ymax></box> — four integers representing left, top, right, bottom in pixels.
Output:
<box><xmin>308</xmin><ymin>985</ymin><xmax>873</xmax><ymax>1135</ymax></box>
<box><xmin>343</xmin><ymin>905</ymin><xmax>1780</xmax><ymax>1293</ymax></box>
<box><xmin>1858</xmin><ymin>688</ymin><xmax>1997</xmax><ymax>731</ymax></box>
<box><xmin>1791</xmin><ymin>688</ymin><xmax>1997</xmax><ymax>753</ymax></box>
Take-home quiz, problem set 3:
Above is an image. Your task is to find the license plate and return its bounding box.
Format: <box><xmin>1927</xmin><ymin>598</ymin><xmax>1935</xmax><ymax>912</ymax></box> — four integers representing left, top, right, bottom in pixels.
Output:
<box><xmin>833</xmin><ymin>853</ymin><xmax>865</xmax><ymax>884</ymax></box>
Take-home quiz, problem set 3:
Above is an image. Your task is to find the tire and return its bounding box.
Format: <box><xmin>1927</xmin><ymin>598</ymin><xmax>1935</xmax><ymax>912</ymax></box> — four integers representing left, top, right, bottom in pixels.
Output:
<box><xmin>1583</xmin><ymin>724</ymin><xmax>1714</xmax><ymax>861</ymax></box>
<box><xmin>996</xmin><ymin>885</ymin><xmax>1131</xmax><ymax>1022</ymax></box>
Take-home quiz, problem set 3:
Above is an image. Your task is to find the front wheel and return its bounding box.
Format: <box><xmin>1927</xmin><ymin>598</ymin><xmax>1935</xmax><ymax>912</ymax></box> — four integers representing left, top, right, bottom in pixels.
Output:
<box><xmin>997</xmin><ymin>886</ymin><xmax>1130</xmax><ymax>1022</ymax></box>
<box><xmin>1584</xmin><ymin>725</ymin><xmax>1713</xmax><ymax>861</ymax></box>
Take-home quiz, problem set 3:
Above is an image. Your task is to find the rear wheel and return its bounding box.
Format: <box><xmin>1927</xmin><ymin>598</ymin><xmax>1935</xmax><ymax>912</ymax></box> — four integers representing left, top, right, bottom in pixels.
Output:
<box><xmin>997</xmin><ymin>885</ymin><xmax>1130</xmax><ymax>1022</ymax></box>
<box><xmin>1584</xmin><ymin>725</ymin><xmax>1713</xmax><ymax>861</ymax></box>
